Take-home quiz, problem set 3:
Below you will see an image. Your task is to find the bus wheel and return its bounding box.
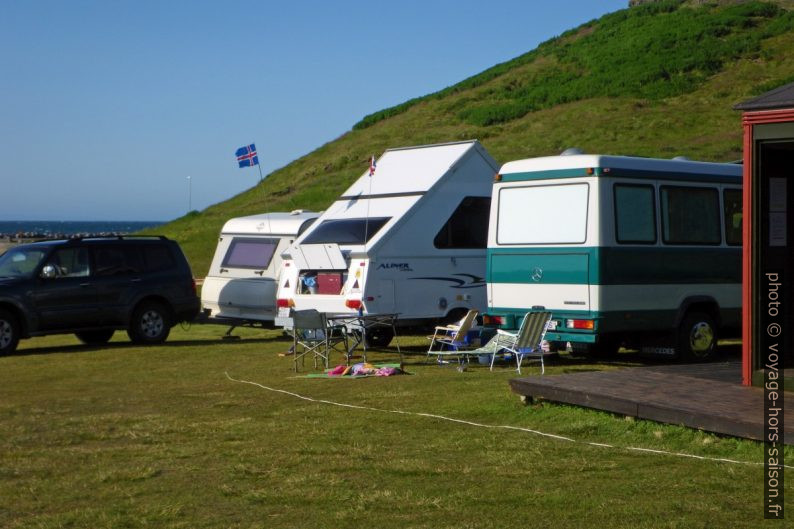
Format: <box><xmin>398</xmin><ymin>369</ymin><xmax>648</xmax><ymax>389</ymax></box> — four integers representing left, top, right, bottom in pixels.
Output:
<box><xmin>677</xmin><ymin>312</ymin><xmax>717</xmax><ymax>362</ymax></box>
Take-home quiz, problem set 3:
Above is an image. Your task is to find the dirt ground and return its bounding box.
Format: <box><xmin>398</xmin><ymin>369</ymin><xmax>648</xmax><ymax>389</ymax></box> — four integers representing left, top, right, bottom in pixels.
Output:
<box><xmin>0</xmin><ymin>240</ymin><xmax>17</xmax><ymax>254</ymax></box>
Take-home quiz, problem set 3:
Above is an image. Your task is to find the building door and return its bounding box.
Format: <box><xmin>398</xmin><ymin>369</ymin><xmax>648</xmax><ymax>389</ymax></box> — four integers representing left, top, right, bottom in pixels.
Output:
<box><xmin>755</xmin><ymin>140</ymin><xmax>793</xmax><ymax>369</ymax></box>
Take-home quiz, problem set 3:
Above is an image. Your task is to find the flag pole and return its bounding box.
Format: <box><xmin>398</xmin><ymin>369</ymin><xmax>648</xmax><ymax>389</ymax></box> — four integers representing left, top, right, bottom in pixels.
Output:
<box><xmin>364</xmin><ymin>155</ymin><xmax>375</xmax><ymax>243</ymax></box>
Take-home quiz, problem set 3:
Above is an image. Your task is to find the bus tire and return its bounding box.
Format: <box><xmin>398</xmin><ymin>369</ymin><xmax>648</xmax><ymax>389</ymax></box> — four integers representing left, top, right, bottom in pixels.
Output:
<box><xmin>677</xmin><ymin>312</ymin><xmax>717</xmax><ymax>362</ymax></box>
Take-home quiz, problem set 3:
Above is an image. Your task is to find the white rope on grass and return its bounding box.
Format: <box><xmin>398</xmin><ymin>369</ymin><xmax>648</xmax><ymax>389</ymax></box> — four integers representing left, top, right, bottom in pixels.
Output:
<box><xmin>225</xmin><ymin>372</ymin><xmax>789</xmax><ymax>469</ymax></box>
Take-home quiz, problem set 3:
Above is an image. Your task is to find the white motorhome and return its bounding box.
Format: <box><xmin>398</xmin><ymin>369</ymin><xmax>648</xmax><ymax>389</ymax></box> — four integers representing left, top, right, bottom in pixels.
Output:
<box><xmin>201</xmin><ymin>210</ymin><xmax>320</xmax><ymax>326</ymax></box>
<box><xmin>275</xmin><ymin>141</ymin><xmax>499</xmax><ymax>345</ymax></box>
<box><xmin>485</xmin><ymin>152</ymin><xmax>742</xmax><ymax>361</ymax></box>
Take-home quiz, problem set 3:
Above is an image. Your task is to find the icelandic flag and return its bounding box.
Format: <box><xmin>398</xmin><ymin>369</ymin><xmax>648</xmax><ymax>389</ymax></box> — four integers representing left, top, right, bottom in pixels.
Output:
<box><xmin>236</xmin><ymin>144</ymin><xmax>259</xmax><ymax>168</ymax></box>
<box><xmin>369</xmin><ymin>155</ymin><xmax>376</xmax><ymax>177</ymax></box>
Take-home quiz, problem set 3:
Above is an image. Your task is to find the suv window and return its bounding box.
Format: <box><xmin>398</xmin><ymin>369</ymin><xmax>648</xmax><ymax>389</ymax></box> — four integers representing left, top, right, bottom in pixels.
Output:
<box><xmin>45</xmin><ymin>248</ymin><xmax>90</xmax><ymax>278</ymax></box>
<box><xmin>93</xmin><ymin>245</ymin><xmax>145</xmax><ymax>276</ymax></box>
<box><xmin>0</xmin><ymin>246</ymin><xmax>48</xmax><ymax>278</ymax></box>
<box><xmin>143</xmin><ymin>245</ymin><xmax>175</xmax><ymax>272</ymax></box>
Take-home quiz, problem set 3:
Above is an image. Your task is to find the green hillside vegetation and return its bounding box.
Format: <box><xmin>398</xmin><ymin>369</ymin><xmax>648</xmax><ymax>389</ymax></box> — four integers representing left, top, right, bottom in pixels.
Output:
<box><xmin>149</xmin><ymin>0</ymin><xmax>794</xmax><ymax>276</ymax></box>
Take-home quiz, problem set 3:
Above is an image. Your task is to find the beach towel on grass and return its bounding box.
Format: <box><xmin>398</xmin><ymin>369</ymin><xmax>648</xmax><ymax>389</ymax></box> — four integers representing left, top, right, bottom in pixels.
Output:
<box><xmin>301</xmin><ymin>363</ymin><xmax>406</xmax><ymax>379</ymax></box>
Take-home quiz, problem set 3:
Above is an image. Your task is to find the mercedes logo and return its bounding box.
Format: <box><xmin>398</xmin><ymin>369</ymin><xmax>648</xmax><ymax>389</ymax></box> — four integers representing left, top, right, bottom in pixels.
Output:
<box><xmin>531</xmin><ymin>267</ymin><xmax>543</xmax><ymax>282</ymax></box>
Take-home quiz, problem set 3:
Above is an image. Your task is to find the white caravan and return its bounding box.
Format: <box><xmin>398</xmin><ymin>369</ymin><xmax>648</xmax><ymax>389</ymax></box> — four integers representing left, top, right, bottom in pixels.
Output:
<box><xmin>201</xmin><ymin>210</ymin><xmax>320</xmax><ymax>326</ymax></box>
<box><xmin>275</xmin><ymin>141</ymin><xmax>499</xmax><ymax>345</ymax></box>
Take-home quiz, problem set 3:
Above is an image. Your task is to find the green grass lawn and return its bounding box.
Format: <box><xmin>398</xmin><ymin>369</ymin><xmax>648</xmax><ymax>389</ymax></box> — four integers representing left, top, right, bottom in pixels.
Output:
<box><xmin>0</xmin><ymin>325</ymin><xmax>789</xmax><ymax>528</ymax></box>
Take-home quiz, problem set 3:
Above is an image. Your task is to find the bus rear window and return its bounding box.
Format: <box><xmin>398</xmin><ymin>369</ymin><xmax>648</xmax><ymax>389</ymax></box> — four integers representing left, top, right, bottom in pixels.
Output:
<box><xmin>497</xmin><ymin>184</ymin><xmax>589</xmax><ymax>244</ymax></box>
<box><xmin>222</xmin><ymin>237</ymin><xmax>279</xmax><ymax>269</ymax></box>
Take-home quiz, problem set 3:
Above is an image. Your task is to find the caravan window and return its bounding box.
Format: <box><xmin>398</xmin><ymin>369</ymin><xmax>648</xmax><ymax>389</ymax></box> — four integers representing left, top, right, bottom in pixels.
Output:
<box><xmin>497</xmin><ymin>183</ymin><xmax>589</xmax><ymax>244</ymax></box>
<box><xmin>660</xmin><ymin>186</ymin><xmax>721</xmax><ymax>245</ymax></box>
<box><xmin>302</xmin><ymin>217</ymin><xmax>390</xmax><ymax>245</ymax></box>
<box><xmin>297</xmin><ymin>218</ymin><xmax>318</xmax><ymax>237</ymax></box>
<box><xmin>222</xmin><ymin>237</ymin><xmax>279</xmax><ymax>269</ymax></box>
<box><xmin>434</xmin><ymin>196</ymin><xmax>491</xmax><ymax>249</ymax></box>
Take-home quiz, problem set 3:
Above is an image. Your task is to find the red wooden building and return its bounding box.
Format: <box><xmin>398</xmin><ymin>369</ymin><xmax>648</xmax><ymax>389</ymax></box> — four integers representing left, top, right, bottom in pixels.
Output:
<box><xmin>735</xmin><ymin>83</ymin><xmax>794</xmax><ymax>387</ymax></box>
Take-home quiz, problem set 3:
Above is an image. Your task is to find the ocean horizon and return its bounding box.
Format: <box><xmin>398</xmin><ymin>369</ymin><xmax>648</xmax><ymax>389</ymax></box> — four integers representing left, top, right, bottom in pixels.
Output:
<box><xmin>0</xmin><ymin>220</ymin><xmax>166</xmax><ymax>237</ymax></box>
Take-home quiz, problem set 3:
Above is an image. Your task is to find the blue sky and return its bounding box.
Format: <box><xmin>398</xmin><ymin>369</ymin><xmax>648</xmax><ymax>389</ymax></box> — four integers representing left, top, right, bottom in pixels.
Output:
<box><xmin>0</xmin><ymin>0</ymin><xmax>627</xmax><ymax>221</ymax></box>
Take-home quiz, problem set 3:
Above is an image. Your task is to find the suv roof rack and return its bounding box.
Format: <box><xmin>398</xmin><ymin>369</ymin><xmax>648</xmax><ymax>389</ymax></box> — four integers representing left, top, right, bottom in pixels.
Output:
<box><xmin>65</xmin><ymin>235</ymin><xmax>169</xmax><ymax>243</ymax></box>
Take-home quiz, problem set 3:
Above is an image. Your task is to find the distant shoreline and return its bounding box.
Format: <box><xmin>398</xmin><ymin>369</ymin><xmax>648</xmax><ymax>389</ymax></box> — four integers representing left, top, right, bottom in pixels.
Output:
<box><xmin>0</xmin><ymin>220</ymin><xmax>164</xmax><ymax>241</ymax></box>
<box><xmin>0</xmin><ymin>220</ymin><xmax>166</xmax><ymax>254</ymax></box>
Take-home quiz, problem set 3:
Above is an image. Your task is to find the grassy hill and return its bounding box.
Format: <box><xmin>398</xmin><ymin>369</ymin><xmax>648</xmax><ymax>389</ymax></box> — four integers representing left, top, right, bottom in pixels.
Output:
<box><xmin>149</xmin><ymin>0</ymin><xmax>794</xmax><ymax>276</ymax></box>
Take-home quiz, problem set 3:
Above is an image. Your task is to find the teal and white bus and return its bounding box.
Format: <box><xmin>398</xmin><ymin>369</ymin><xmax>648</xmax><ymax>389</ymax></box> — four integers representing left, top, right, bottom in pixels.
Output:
<box><xmin>485</xmin><ymin>152</ymin><xmax>742</xmax><ymax>361</ymax></box>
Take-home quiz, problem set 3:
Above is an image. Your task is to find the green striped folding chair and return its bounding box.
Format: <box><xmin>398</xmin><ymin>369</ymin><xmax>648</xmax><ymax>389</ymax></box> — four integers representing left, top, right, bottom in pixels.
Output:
<box><xmin>492</xmin><ymin>311</ymin><xmax>552</xmax><ymax>374</ymax></box>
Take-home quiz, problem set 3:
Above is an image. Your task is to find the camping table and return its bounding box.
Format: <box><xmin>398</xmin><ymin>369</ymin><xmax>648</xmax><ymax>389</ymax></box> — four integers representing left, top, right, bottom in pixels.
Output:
<box><xmin>326</xmin><ymin>312</ymin><xmax>402</xmax><ymax>366</ymax></box>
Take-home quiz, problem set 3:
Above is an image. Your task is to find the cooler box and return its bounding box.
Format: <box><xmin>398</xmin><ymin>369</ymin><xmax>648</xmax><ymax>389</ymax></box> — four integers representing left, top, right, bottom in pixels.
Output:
<box><xmin>317</xmin><ymin>273</ymin><xmax>343</xmax><ymax>294</ymax></box>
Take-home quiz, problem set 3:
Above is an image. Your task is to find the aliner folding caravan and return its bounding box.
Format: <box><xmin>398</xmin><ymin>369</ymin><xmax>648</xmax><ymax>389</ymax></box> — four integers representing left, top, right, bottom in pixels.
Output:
<box><xmin>485</xmin><ymin>152</ymin><xmax>742</xmax><ymax>361</ymax></box>
<box><xmin>275</xmin><ymin>141</ymin><xmax>499</xmax><ymax>346</ymax></box>
<box><xmin>201</xmin><ymin>211</ymin><xmax>319</xmax><ymax>326</ymax></box>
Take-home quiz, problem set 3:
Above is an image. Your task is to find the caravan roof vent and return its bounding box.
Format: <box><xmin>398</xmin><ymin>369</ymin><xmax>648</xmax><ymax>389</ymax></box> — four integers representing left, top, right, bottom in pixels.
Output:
<box><xmin>290</xmin><ymin>209</ymin><xmax>306</xmax><ymax>215</ymax></box>
<box><xmin>672</xmin><ymin>156</ymin><xmax>691</xmax><ymax>161</ymax></box>
<box><xmin>560</xmin><ymin>147</ymin><xmax>584</xmax><ymax>156</ymax></box>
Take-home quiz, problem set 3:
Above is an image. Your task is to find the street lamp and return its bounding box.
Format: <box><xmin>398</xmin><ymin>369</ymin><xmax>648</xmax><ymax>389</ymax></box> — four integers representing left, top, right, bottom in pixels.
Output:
<box><xmin>187</xmin><ymin>175</ymin><xmax>192</xmax><ymax>213</ymax></box>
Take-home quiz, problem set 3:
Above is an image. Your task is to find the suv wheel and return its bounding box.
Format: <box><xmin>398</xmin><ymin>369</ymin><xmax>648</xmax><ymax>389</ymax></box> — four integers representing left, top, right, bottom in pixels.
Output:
<box><xmin>75</xmin><ymin>330</ymin><xmax>115</xmax><ymax>345</ymax></box>
<box><xmin>0</xmin><ymin>309</ymin><xmax>20</xmax><ymax>355</ymax></box>
<box><xmin>127</xmin><ymin>302</ymin><xmax>171</xmax><ymax>344</ymax></box>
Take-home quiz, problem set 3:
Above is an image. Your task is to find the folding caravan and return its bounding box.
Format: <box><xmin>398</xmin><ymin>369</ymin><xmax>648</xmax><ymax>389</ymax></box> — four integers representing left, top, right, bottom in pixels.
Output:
<box><xmin>275</xmin><ymin>140</ymin><xmax>499</xmax><ymax>346</ymax></box>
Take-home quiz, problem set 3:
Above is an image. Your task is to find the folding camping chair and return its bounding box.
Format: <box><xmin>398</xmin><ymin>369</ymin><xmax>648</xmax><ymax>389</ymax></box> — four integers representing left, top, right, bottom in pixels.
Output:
<box><xmin>291</xmin><ymin>309</ymin><xmax>348</xmax><ymax>372</ymax></box>
<box><xmin>426</xmin><ymin>309</ymin><xmax>479</xmax><ymax>365</ymax></box>
<box><xmin>491</xmin><ymin>311</ymin><xmax>552</xmax><ymax>374</ymax></box>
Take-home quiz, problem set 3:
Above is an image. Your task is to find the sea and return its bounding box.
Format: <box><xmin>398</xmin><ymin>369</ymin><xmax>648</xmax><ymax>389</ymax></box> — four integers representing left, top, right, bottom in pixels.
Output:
<box><xmin>0</xmin><ymin>220</ymin><xmax>165</xmax><ymax>239</ymax></box>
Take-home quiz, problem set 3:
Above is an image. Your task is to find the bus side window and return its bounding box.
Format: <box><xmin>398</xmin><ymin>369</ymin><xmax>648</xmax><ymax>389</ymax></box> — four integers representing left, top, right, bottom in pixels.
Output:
<box><xmin>723</xmin><ymin>189</ymin><xmax>742</xmax><ymax>246</ymax></box>
<box><xmin>614</xmin><ymin>184</ymin><xmax>656</xmax><ymax>244</ymax></box>
<box><xmin>660</xmin><ymin>186</ymin><xmax>721</xmax><ymax>245</ymax></box>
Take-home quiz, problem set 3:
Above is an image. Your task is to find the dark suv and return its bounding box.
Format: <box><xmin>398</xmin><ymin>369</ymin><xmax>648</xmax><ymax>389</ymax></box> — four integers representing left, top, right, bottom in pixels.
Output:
<box><xmin>0</xmin><ymin>236</ymin><xmax>200</xmax><ymax>354</ymax></box>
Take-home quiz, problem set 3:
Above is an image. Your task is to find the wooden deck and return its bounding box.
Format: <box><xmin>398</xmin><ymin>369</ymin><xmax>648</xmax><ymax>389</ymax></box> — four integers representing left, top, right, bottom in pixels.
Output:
<box><xmin>509</xmin><ymin>361</ymin><xmax>794</xmax><ymax>444</ymax></box>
